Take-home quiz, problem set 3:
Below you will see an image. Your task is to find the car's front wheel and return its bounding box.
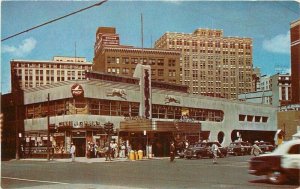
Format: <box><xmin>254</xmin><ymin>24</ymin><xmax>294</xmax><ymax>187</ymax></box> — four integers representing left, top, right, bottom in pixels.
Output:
<box><xmin>267</xmin><ymin>170</ymin><xmax>286</xmax><ymax>185</ymax></box>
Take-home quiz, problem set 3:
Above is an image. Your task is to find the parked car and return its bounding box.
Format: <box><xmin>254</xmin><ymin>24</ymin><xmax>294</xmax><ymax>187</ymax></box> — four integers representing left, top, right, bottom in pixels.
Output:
<box><xmin>257</xmin><ymin>141</ymin><xmax>275</xmax><ymax>153</ymax></box>
<box><xmin>227</xmin><ymin>141</ymin><xmax>252</xmax><ymax>156</ymax></box>
<box><xmin>248</xmin><ymin>139</ymin><xmax>300</xmax><ymax>184</ymax></box>
<box><xmin>185</xmin><ymin>141</ymin><xmax>227</xmax><ymax>159</ymax></box>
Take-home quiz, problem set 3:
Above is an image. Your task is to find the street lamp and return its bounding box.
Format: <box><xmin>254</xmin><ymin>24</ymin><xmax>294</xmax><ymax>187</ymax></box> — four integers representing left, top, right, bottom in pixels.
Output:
<box><xmin>104</xmin><ymin>121</ymin><xmax>114</xmax><ymax>154</ymax></box>
<box><xmin>47</xmin><ymin>93</ymin><xmax>50</xmax><ymax>161</ymax></box>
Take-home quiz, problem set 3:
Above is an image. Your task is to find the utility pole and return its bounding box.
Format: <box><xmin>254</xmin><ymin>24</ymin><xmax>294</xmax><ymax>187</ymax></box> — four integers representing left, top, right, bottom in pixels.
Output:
<box><xmin>47</xmin><ymin>93</ymin><xmax>50</xmax><ymax>161</ymax></box>
<box><xmin>15</xmin><ymin>103</ymin><xmax>20</xmax><ymax>160</ymax></box>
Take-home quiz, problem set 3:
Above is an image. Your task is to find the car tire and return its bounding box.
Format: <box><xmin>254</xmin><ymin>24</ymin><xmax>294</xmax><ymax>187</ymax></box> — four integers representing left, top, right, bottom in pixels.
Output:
<box><xmin>186</xmin><ymin>157</ymin><xmax>191</xmax><ymax>160</ymax></box>
<box><xmin>267</xmin><ymin>170</ymin><xmax>286</xmax><ymax>185</ymax></box>
<box><xmin>196</xmin><ymin>153</ymin><xmax>202</xmax><ymax>159</ymax></box>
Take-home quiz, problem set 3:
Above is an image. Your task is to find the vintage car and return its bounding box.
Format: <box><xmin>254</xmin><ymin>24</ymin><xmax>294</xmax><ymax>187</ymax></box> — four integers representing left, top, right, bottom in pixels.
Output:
<box><xmin>227</xmin><ymin>141</ymin><xmax>252</xmax><ymax>156</ymax></box>
<box><xmin>248</xmin><ymin>139</ymin><xmax>300</xmax><ymax>184</ymax></box>
<box><xmin>184</xmin><ymin>141</ymin><xmax>227</xmax><ymax>159</ymax></box>
<box><xmin>257</xmin><ymin>141</ymin><xmax>275</xmax><ymax>153</ymax></box>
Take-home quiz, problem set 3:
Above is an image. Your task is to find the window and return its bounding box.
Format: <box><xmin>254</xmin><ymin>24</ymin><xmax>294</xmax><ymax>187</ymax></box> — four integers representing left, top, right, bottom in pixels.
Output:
<box><xmin>239</xmin><ymin>115</ymin><xmax>246</xmax><ymax>121</ymax></box>
<box><xmin>255</xmin><ymin>116</ymin><xmax>261</xmax><ymax>122</ymax></box>
<box><xmin>158</xmin><ymin>69</ymin><xmax>164</xmax><ymax>76</ymax></box>
<box><xmin>288</xmin><ymin>144</ymin><xmax>300</xmax><ymax>154</ymax></box>
<box><xmin>157</xmin><ymin>59</ymin><xmax>164</xmax><ymax>66</ymax></box>
<box><xmin>247</xmin><ymin>115</ymin><xmax>253</xmax><ymax>122</ymax></box>
<box><xmin>262</xmin><ymin>117</ymin><xmax>268</xmax><ymax>123</ymax></box>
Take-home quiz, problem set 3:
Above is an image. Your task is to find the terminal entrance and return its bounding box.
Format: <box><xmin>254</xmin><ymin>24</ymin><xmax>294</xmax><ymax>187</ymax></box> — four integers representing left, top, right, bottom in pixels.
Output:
<box><xmin>72</xmin><ymin>138</ymin><xmax>86</xmax><ymax>157</ymax></box>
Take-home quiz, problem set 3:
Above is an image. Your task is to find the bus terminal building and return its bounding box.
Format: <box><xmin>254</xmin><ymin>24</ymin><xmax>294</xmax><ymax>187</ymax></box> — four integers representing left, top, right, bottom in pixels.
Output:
<box><xmin>3</xmin><ymin>66</ymin><xmax>278</xmax><ymax>158</ymax></box>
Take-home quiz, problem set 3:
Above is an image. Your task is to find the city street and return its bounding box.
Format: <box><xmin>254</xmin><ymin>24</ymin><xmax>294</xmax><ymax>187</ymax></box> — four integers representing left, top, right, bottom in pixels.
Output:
<box><xmin>1</xmin><ymin>155</ymin><xmax>299</xmax><ymax>189</ymax></box>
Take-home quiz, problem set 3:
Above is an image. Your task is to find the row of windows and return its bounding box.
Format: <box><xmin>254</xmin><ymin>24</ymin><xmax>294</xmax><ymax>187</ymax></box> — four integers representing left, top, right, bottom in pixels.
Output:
<box><xmin>25</xmin><ymin>98</ymin><xmax>224</xmax><ymax>122</ymax></box>
<box><xmin>13</xmin><ymin>63</ymin><xmax>90</xmax><ymax>70</ymax></box>
<box><xmin>106</xmin><ymin>56</ymin><xmax>177</xmax><ymax>67</ymax></box>
<box><xmin>16</xmin><ymin>69</ymin><xmax>86</xmax><ymax>76</ymax></box>
<box><xmin>239</xmin><ymin>114</ymin><xmax>268</xmax><ymax>123</ymax></box>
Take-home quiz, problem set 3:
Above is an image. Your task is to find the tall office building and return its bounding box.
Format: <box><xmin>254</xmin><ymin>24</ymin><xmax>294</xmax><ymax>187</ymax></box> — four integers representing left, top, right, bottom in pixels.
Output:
<box><xmin>155</xmin><ymin>28</ymin><xmax>254</xmax><ymax>99</ymax></box>
<box><xmin>290</xmin><ymin>19</ymin><xmax>300</xmax><ymax>104</ymax></box>
<box><xmin>93</xmin><ymin>27</ymin><xmax>181</xmax><ymax>84</ymax></box>
<box><xmin>11</xmin><ymin>56</ymin><xmax>92</xmax><ymax>90</ymax></box>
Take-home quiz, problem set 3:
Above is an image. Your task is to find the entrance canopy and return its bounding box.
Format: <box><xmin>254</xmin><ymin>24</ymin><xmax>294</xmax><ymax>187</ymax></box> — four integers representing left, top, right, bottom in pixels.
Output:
<box><xmin>120</xmin><ymin>119</ymin><xmax>201</xmax><ymax>133</ymax></box>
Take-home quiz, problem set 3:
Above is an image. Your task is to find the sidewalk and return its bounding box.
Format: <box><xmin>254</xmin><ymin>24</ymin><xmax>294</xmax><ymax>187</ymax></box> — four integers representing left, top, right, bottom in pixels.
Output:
<box><xmin>18</xmin><ymin>156</ymin><xmax>168</xmax><ymax>163</ymax></box>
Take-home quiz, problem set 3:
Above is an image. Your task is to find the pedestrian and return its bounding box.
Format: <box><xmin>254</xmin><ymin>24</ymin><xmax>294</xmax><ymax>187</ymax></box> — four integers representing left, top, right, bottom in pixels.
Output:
<box><xmin>70</xmin><ymin>143</ymin><xmax>76</xmax><ymax>162</ymax></box>
<box><xmin>251</xmin><ymin>141</ymin><xmax>263</xmax><ymax>156</ymax></box>
<box><xmin>170</xmin><ymin>141</ymin><xmax>175</xmax><ymax>162</ymax></box>
<box><xmin>105</xmin><ymin>142</ymin><xmax>112</xmax><ymax>161</ymax></box>
<box><xmin>94</xmin><ymin>143</ymin><xmax>99</xmax><ymax>158</ymax></box>
<box><xmin>211</xmin><ymin>142</ymin><xmax>220</xmax><ymax>164</ymax></box>
<box><xmin>60</xmin><ymin>145</ymin><xmax>64</xmax><ymax>159</ymax></box>
<box><xmin>51</xmin><ymin>144</ymin><xmax>55</xmax><ymax>160</ymax></box>
<box><xmin>120</xmin><ymin>143</ymin><xmax>126</xmax><ymax>158</ymax></box>
<box><xmin>127</xmin><ymin>144</ymin><xmax>132</xmax><ymax>158</ymax></box>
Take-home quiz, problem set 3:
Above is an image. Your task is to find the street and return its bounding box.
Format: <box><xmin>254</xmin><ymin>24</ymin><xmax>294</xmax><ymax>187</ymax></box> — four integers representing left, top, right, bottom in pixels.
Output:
<box><xmin>1</xmin><ymin>155</ymin><xmax>299</xmax><ymax>189</ymax></box>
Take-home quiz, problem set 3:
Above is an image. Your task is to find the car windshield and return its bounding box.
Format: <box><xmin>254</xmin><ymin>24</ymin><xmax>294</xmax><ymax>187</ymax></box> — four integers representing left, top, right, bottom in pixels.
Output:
<box><xmin>269</xmin><ymin>140</ymin><xmax>300</xmax><ymax>155</ymax></box>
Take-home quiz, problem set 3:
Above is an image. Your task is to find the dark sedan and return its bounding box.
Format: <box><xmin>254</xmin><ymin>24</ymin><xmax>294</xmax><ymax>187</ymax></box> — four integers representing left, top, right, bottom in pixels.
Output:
<box><xmin>258</xmin><ymin>141</ymin><xmax>275</xmax><ymax>153</ymax></box>
<box><xmin>227</xmin><ymin>141</ymin><xmax>252</xmax><ymax>156</ymax></box>
<box><xmin>185</xmin><ymin>141</ymin><xmax>227</xmax><ymax>159</ymax></box>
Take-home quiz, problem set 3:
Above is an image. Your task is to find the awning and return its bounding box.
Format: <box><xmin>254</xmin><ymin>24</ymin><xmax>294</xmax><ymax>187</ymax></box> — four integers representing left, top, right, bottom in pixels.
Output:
<box><xmin>120</xmin><ymin>119</ymin><xmax>201</xmax><ymax>133</ymax></box>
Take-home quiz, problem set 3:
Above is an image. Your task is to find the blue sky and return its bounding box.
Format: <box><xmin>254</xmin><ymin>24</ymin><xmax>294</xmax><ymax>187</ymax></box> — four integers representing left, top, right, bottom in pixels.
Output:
<box><xmin>1</xmin><ymin>0</ymin><xmax>300</xmax><ymax>94</ymax></box>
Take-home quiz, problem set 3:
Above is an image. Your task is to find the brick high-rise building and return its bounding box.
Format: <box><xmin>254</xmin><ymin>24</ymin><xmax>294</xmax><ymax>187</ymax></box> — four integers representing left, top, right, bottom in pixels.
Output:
<box><xmin>93</xmin><ymin>27</ymin><xmax>181</xmax><ymax>84</ymax></box>
<box><xmin>290</xmin><ymin>19</ymin><xmax>300</xmax><ymax>104</ymax></box>
<box><xmin>11</xmin><ymin>56</ymin><xmax>92</xmax><ymax>90</ymax></box>
<box><xmin>155</xmin><ymin>28</ymin><xmax>254</xmax><ymax>99</ymax></box>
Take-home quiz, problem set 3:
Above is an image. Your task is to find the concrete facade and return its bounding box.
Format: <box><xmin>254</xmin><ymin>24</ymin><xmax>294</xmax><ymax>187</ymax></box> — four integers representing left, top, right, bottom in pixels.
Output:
<box><xmin>23</xmin><ymin>75</ymin><xmax>277</xmax><ymax>147</ymax></box>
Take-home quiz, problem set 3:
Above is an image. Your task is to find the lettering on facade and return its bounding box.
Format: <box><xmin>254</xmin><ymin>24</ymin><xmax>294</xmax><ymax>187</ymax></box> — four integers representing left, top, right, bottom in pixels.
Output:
<box><xmin>144</xmin><ymin>70</ymin><xmax>150</xmax><ymax>119</ymax></box>
<box><xmin>124</xmin><ymin>116</ymin><xmax>147</xmax><ymax>121</ymax></box>
<box><xmin>165</xmin><ymin>95</ymin><xmax>180</xmax><ymax>104</ymax></box>
<box><xmin>107</xmin><ymin>88</ymin><xmax>127</xmax><ymax>100</ymax></box>
<box><xmin>58</xmin><ymin>121</ymin><xmax>101</xmax><ymax>128</ymax></box>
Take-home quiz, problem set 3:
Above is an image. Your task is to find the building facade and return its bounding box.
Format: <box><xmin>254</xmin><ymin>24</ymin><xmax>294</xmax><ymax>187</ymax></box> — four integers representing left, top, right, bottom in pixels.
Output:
<box><xmin>10</xmin><ymin>56</ymin><xmax>92</xmax><ymax>90</ymax></box>
<box><xmin>93</xmin><ymin>27</ymin><xmax>181</xmax><ymax>84</ymax></box>
<box><xmin>154</xmin><ymin>28</ymin><xmax>254</xmax><ymax>99</ymax></box>
<box><xmin>17</xmin><ymin>67</ymin><xmax>277</xmax><ymax>158</ymax></box>
<box><xmin>291</xmin><ymin>19</ymin><xmax>300</xmax><ymax>104</ymax></box>
<box><xmin>238</xmin><ymin>73</ymin><xmax>292</xmax><ymax>107</ymax></box>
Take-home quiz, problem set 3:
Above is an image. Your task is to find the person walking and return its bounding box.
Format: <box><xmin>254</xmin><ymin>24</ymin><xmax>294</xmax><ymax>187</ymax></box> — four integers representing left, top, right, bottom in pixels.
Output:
<box><xmin>251</xmin><ymin>141</ymin><xmax>263</xmax><ymax>156</ymax></box>
<box><xmin>105</xmin><ymin>142</ymin><xmax>112</xmax><ymax>161</ymax></box>
<box><xmin>211</xmin><ymin>142</ymin><xmax>220</xmax><ymax>164</ymax></box>
<box><xmin>70</xmin><ymin>143</ymin><xmax>76</xmax><ymax>162</ymax></box>
<box><xmin>170</xmin><ymin>141</ymin><xmax>176</xmax><ymax>162</ymax></box>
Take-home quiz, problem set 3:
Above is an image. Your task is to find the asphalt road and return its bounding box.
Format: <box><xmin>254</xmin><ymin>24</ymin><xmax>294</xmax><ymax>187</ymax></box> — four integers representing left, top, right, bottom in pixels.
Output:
<box><xmin>1</xmin><ymin>155</ymin><xmax>299</xmax><ymax>189</ymax></box>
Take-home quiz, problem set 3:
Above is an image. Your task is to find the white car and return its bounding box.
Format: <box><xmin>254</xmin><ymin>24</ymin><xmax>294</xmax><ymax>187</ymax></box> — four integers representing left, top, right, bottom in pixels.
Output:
<box><xmin>248</xmin><ymin>139</ymin><xmax>300</xmax><ymax>184</ymax></box>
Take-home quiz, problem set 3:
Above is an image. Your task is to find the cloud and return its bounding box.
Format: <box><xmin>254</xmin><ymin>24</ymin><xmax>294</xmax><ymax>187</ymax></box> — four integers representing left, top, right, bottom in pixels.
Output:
<box><xmin>2</xmin><ymin>37</ymin><xmax>37</xmax><ymax>57</ymax></box>
<box><xmin>262</xmin><ymin>31</ymin><xmax>290</xmax><ymax>54</ymax></box>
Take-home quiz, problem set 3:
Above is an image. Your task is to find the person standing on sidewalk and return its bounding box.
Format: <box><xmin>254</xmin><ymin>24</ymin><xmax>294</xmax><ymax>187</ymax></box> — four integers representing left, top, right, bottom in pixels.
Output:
<box><xmin>70</xmin><ymin>143</ymin><xmax>76</xmax><ymax>162</ymax></box>
<box><xmin>170</xmin><ymin>141</ymin><xmax>175</xmax><ymax>162</ymax></box>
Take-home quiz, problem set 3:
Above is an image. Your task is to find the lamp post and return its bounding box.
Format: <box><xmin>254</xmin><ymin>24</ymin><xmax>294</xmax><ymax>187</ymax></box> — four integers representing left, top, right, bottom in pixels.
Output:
<box><xmin>104</xmin><ymin>121</ymin><xmax>114</xmax><ymax>157</ymax></box>
<box><xmin>15</xmin><ymin>103</ymin><xmax>20</xmax><ymax>160</ymax></box>
<box><xmin>47</xmin><ymin>93</ymin><xmax>50</xmax><ymax>161</ymax></box>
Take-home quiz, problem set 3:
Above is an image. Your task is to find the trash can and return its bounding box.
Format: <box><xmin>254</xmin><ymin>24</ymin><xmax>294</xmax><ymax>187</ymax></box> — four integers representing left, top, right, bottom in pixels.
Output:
<box><xmin>138</xmin><ymin>150</ymin><xmax>143</xmax><ymax>160</ymax></box>
<box><xmin>129</xmin><ymin>150</ymin><xmax>135</xmax><ymax>160</ymax></box>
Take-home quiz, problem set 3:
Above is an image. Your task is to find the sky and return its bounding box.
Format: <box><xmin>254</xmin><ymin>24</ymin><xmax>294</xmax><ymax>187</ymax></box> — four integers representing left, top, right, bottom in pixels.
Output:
<box><xmin>1</xmin><ymin>0</ymin><xmax>300</xmax><ymax>94</ymax></box>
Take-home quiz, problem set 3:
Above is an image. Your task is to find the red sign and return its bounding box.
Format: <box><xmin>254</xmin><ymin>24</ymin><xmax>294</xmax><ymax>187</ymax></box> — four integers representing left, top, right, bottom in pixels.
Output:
<box><xmin>71</xmin><ymin>84</ymin><xmax>84</xmax><ymax>97</ymax></box>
